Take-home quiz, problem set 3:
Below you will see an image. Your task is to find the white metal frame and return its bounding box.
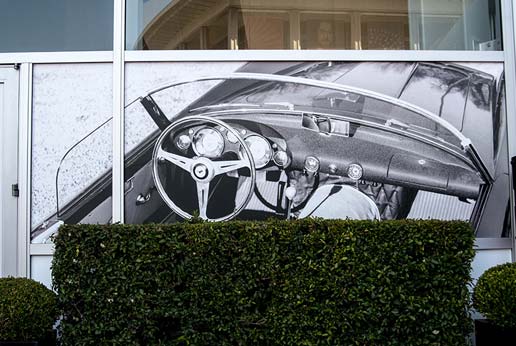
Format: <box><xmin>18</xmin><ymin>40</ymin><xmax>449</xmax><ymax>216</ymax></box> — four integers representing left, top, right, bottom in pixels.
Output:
<box><xmin>0</xmin><ymin>52</ymin><xmax>112</xmax><ymax>64</ymax></box>
<box><xmin>501</xmin><ymin>0</ymin><xmax>516</xmax><ymax>261</ymax></box>
<box><xmin>0</xmin><ymin>0</ymin><xmax>513</xmax><ymax>261</ymax></box>
<box><xmin>17</xmin><ymin>64</ymin><xmax>32</xmax><ymax>275</ymax></box>
<box><xmin>0</xmin><ymin>66</ymin><xmax>20</xmax><ymax>276</ymax></box>
<box><xmin>124</xmin><ymin>49</ymin><xmax>504</xmax><ymax>62</ymax></box>
<box><xmin>113</xmin><ymin>0</ymin><xmax>126</xmax><ymax>224</ymax></box>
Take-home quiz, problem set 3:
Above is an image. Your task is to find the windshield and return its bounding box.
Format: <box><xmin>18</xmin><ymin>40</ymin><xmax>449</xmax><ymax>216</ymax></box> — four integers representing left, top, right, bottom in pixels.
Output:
<box><xmin>228</xmin><ymin>81</ymin><xmax>463</xmax><ymax>149</ymax></box>
<box><xmin>140</xmin><ymin>72</ymin><xmax>492</xmax><ymax>180</ymax></box>
<box><xmin>143</xmin><ymin>74</ymin><xmax>469</xmax><ymax>155</ymax></box>
<box><xmin>55</xmin><ymin>118</ymin><xmax>112</xmax><ymax>218</ymax></box>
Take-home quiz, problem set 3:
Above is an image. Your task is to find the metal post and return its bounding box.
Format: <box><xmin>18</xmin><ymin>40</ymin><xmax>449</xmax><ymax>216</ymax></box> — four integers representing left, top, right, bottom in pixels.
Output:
<box><xmin>113</xmin><ymin>0</ymin><xmax>125</xmax><ymax>223</ymax></box>
<box><xmin>501</xmin><ymin>0</ymin><xmax>516</xmax><ymax>262</ymax></box>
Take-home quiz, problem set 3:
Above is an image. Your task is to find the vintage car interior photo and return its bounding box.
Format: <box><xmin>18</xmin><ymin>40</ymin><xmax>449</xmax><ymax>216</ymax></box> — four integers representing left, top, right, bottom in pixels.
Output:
<box><xmin>32</xmin><ymin>61</ymin><xmax>509</xmax><ymax>242</ymax></box>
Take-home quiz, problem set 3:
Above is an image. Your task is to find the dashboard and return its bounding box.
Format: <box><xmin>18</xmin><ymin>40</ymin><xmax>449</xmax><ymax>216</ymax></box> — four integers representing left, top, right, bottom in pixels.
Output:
<box><xmin>172</xmin><ymin>113</ymin><xmax>483</xmax><ymax>199</ymax></box>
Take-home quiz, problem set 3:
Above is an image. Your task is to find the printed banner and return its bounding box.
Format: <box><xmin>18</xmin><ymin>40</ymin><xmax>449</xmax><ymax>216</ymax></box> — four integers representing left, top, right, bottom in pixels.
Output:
<box><xmin>31</xmin><ymin>61</ymin><xmax>510</xmax><ymax>241</ymax></box>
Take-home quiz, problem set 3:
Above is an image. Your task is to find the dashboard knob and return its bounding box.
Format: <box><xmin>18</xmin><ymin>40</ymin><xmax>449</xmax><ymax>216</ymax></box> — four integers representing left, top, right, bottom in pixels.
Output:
<box><xmin>285</xmin><ymin>186</ymin><xmax>296</xmax><ymax>200</ymax></box>
<box><xmin>347</xmin><ymin>163</ymin><xmax>363</xmax><ymax>181</ymax></box>
<box><xmin>304</xmin><ymin>156</ymin><xmax>320</xmax><ymax>174</ymax></box>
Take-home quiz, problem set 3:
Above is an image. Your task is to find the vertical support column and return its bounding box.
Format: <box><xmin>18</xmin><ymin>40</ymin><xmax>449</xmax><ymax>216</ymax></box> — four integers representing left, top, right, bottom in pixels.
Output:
<box><xmin>290</xmin><ymin>11</ymin><xmax>301</xmax><ymax>50</ymax></box>
<box><xmin>351</xmin><ymin>13</ymin><xmax>361</xmax><ymax>50</ymax></box>
<box><xmin>17</xmin><ymin>63</ymin><xmax>32</xmax><ymax>278</ymax></box>
<box><xmin>113</xmin><ymin>0</ymin><xmax>125</xmax><ymax>224</ymax></box>
<box><xmin>501</xmin><ymin>0</ymin><xmax>516</xmax><ymax>262</ymax></box>
<box><xmin>0</xmin><ymin>67</ymin><xmax>19</xmax><ymax>277</ymax></box>
<box><xmin>407</xmin><ymin>0</ymin><xmax>422</xmax><ymax>50</ymax></box>
<box><xmin>200</xmin><ymin>26</ymin><xmax>209</xmax><ymax>49</ymax></box>
<box><xmin>228</xmin><ymin>7</ymin><xmax>239</xmax><ymax>50</ymax></box>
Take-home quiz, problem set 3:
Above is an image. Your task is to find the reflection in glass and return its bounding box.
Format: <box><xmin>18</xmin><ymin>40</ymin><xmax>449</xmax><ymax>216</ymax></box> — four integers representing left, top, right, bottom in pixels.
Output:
<box><xmin>126</xmin><ymin>0</ymin><xmax>502</xmax><ymax>51</ymax></box>
<box><xmin>238</xmin><ymin>12</ymin><xmax>290</xmax><ymax>49</ymax></box>
<box><xmin>361</xmin><ymin>15</ymin><xmax>409</xmax><ymax>50</ymax></box>
<box><xmin>0</xmin><ymin>0</ymin><xmax>113</xmax><ymax>52</ymax></box>
<box><xmin>300</xmin><ymin>13</ymin><xmax>351</xmax><ymax>49</ymax></box>
<box><xmin>172</xmin><ymin>12</ymin><xmax>229</xmax><ymax>50</ymax></box>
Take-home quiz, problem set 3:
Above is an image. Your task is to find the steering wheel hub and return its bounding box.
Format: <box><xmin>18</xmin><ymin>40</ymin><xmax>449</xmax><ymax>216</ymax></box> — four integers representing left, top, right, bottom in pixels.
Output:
<box><xmin>193</xmin><ymin>162</ymin><xmax>210</xmax><ymax>180</ymax></box>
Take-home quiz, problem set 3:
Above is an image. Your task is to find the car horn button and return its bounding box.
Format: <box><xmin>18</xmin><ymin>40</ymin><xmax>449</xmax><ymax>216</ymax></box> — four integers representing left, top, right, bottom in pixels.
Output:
<box><xmin>193</xmin><ymin>163</ymin><xmax>209</xmax><ymax>179</ymax></box>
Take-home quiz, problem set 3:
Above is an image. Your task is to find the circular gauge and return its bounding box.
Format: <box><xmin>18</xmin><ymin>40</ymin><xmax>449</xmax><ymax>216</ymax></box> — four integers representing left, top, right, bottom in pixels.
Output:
<box><xmin>242</xmin><ymin>135</ymin><xmax>272</xmax><ymax>169</ymax></box>
<box><xmin>175</xmin><ymin>134</ymin><xmax>191</xmax><ymax>150</ymax></box>
<box><xmin>347</xmin><ymin>163</ymin><xmax>363</xmax><ymax>180</ymax></box>
<box><xmin>273</xmin><ymin>150</ymin><xmax>290</xmax><ymax>168</ymax></box>
<box><xmin>226</xmin><ymin>131</ymin><xmax>239</xmax><ymax>144</ymax></box>
<box><xmin>304</xmin><ymin>156</ymin><xmax>320</xmax><ymax>174</ymax></box>
<box><xmin>192</xmin><ymin>127</ymin><xmax>225</xmax><ymax>158</ymax></box>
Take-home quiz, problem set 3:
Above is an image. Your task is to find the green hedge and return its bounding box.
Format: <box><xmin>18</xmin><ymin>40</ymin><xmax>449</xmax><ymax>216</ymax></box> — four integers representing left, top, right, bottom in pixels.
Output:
<box><xmin>52</xmin><ymin>219</ymin><xmax>475</xmax><ymax>345</ymax></box>
<box><xmin>0</xmin><ymin>277</ymin><xmax>58</xmax><ymax>341</ymax></box>
<box><xmin>473</xmin><ymin>262</ymin><xmax>516</xmax><ymax>329</ymax></box>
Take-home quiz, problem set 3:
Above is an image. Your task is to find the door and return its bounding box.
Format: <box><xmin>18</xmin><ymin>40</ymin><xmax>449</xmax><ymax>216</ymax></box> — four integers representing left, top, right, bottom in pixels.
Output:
<box><xmin>0</xmin><ymin>66</ymin><xmax>19</xmax><ymax>277</ymax></box>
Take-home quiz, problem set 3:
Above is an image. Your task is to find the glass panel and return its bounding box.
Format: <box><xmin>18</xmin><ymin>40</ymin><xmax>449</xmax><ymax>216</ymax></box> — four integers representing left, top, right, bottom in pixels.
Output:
<box><xmin>238</xmin><ymin>11</ymin><xmax>290</xmax><ymax>49</ymax></box>
<box><xmin>207</xmin><ymin>12</ymin><xmax>230</xmax><ymax>49</ymax></box>
<box><xmin>410</xmin><ymin>0</ymin><xmax>502</xmax><ymax>50</ymax></box>
<box><xmin>300</xmin><ymin>13</ymin><xmax>351</xmax><ymax>49</ymax></box>
<box><xmin>55</xmin><ymin>120</ymin><xmax>113</xmax><ymax>220</ymax></box>
<box><xmin>361</xmin><ymin>15</ymin><xmax>409</xmax><ymax>50</ymax></box>
<box><xmin>31</xmin><ymin>63</ymin><xmax>112</xmax><ymax>243</ymax></box>
<box><xmin>0</xmin><ymin>0</ymin><xmax>113</xmax><ymax>52</ymax></box>
<box><xmin>122</xmin><ymin>61</ymin><xmax>509</xmax><ymax>237</ymax></box>
<box><xmin>126</xmin><ymin>0</ymin><xmax>502</xmax><ymax>51</ymax></box>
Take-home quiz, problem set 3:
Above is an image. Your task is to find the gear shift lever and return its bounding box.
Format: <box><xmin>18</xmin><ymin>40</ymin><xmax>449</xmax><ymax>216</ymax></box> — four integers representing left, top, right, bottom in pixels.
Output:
<box><xmin>285</xmin><ymin>186</ymin><xmax>296</xmax><ymax>220</ymax></box>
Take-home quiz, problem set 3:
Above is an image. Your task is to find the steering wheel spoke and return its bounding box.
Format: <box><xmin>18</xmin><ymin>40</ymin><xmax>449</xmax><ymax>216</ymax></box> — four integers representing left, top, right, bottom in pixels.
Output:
<box><xmin>157</xmin><ymin>148</ymin><xmax>193</xmax><ymax>172</ymax></box>
<box><xmin>196</xmin><ymin>181</ymin><xmax>210</xmax><ymax>219</ymax></box>
<box><xmin>213</xmin><ymin>158</ymin><xmax>250</xmax><ymax>176</ymax></box>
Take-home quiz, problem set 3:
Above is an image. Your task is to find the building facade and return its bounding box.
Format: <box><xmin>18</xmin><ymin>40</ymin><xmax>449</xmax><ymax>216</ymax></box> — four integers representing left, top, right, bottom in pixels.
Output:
<box><xmin>0</xmin><ymin>0</ymin><xmax>515</xmax><ymax>287</ymax></box>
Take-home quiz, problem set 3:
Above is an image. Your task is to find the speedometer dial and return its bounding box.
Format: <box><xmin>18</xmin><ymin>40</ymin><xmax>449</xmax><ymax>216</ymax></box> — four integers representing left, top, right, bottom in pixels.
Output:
<box><xmin>192</xmin><ymin>127</ymin><xmax>225</xmax><ymax>158</ymax></box>
<box><xmin>243</xmin><ymin>135</ymin><xmax>272</xmax><ymax>169</ymax></box>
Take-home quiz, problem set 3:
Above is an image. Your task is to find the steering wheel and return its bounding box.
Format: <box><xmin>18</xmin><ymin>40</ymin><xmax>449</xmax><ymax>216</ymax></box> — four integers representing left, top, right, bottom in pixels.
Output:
<box><xmin>152</xmin><ymin>115</ymin><xmax>256</xmax><ymax>221</ymax></box>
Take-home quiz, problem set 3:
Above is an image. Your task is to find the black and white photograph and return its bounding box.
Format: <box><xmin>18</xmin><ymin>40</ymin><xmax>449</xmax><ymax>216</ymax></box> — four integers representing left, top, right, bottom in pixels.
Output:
<box><xmin>30</xmin><ymin>61</ymin><xmax>509</xmax><ymax>241</ymax></box>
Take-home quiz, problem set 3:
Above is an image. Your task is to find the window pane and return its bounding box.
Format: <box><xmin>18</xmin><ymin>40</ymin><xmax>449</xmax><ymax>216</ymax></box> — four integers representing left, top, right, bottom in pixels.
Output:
<box><xmin>361</xmin><ymin>15</ymin><xmax>409</xmax><ymax>50</ymax></box>
<box><xmin>410</xmin><ymin>0</ymin><xmax>502</xmax><ymax>50</ymax></box>
<box><xmin>238</xmin><ymin>12</ymin><xmax>290</xmax><ymax>49</ymax></box>
<box><xmin>0</xmin><ymin>0</ymin><xmax>113</xmax><ymax>52</ymax></box>
<box><xmin>126</xmin><ymin>0</ymin><xmax>501</xmax><ymax>51</ymax></box>
<box><xmin>121</xmin><ymin>61</ymin><xmax>508</xmax><ymax>237</ymax></box>
<box><xmin>300</xmin><ymin>13</ymin><xmax>351</xmax><ymax>50</ymax></box>
<box><xmin>31</xmin><ymin>64</ymin><xmax>113</xmax><ymax>243</ymax></box>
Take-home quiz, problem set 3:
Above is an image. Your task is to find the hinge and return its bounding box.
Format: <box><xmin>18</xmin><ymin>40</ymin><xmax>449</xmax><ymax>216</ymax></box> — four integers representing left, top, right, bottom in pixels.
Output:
<box><xmin>13</xmin><ymin>63</ymin><xmax>20</xmax><ymax>70</ymax></box>
<box><xmin>12</xmin><ymin>184</ymin><xmax>19</xmax><ymax>197</ymax></box>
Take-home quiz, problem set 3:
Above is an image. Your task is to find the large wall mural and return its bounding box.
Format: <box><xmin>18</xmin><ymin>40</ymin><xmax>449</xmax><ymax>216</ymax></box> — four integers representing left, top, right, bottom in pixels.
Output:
<box><xmin>31</xmin><ymin>61</ymin><xmax>510</xmax><ymax>242</ymax></box>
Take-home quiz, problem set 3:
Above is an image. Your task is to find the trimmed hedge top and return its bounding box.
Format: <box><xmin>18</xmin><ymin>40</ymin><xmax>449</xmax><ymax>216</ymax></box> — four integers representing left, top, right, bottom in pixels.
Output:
<box><xmin>52</xmin><ymin>219</ymin><xmax>475</xmax><ymax>345</ymax></box>
<box><xmin>0</xmin><ymin>277</ymin><xmax>58</xmax><ymax>341</ymax></box>
<box><xmin>473</xmin><ymin>262</ymin><xmax>516</xmax><ymax>329</ymax></box>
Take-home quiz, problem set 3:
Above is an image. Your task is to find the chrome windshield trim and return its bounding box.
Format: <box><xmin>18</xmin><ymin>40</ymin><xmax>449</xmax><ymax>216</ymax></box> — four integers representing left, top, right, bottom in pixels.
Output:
<box><xmin>189</xmin><ymin>103</ymin><xmax>261</xmax><ymax>112</ymax></box>
<box><xmin>138</xmin><ymin>72</ymin><xmax>491</xmax><ymax>182</ymax></box>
